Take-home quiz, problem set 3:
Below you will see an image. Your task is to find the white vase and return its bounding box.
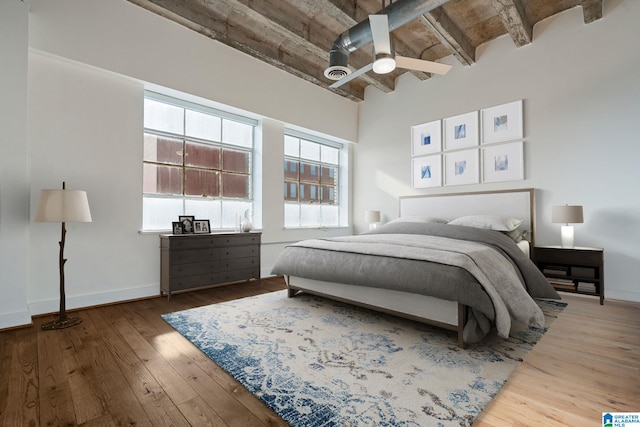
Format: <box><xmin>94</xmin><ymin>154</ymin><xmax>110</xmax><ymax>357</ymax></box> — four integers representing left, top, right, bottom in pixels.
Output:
<box><xmin>241</xmin><ymin>209</ymin><xmax>252</xmax><ymax>232</ymax></box>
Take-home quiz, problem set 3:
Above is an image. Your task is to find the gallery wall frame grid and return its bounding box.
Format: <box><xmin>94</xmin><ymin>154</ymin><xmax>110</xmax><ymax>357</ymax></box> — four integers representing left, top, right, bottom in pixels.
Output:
<box><xmin>410</xmin><ymin>100</ymin><xmax>524</xmax><ymax>189</ymax></box>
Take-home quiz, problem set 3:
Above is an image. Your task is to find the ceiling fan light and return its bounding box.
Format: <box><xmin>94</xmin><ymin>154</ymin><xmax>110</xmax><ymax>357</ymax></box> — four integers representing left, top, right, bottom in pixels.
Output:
<box><xmin>372</xmin><ymin>53</ymin><xmax>396</xmax><ymax>74</ymax></box>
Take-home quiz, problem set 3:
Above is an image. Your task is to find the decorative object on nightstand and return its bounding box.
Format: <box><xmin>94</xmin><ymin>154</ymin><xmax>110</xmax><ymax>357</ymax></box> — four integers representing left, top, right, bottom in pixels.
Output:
<box><xmin>365</xmin><ymin>210</ymin><xmax>381</xmax><ymax>230</ymax></box>
<box><xmin>532</xmin><ymin>245</ymin><xmax>604</xmax><ymax>305</ymax></box>
<box><xmin>551</xmin><ymin>204</ymin><xmax>583</xmax><ymax>248</ymax></box>
<box><xmin>34</xmin><ymin>181</ymin><xmax>92</xmax><ymax>329</ymax></box>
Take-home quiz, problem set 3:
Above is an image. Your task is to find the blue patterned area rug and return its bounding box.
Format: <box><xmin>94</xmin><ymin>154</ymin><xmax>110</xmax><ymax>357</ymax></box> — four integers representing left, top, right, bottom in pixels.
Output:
<box><xmin>162</xmin><ymin>291</ymin><xmax>566</xmax><ymax>427</ymax></box>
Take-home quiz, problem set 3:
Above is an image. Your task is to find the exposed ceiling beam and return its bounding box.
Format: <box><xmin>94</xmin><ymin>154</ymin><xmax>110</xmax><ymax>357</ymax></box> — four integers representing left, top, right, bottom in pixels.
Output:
<box><xmin>581</xmin><ymin>0</ymin><xmax>603</xmax><ymax>23</ymax></box>
<box><xmin>492</xmin><ymin>0</ymin><xmax>532</xmax><ymax>47</ymax></box>
<box><xmin>419</xmin><ymin>8</ymin><xmax>475</xmax><ymax>66</ymax></box>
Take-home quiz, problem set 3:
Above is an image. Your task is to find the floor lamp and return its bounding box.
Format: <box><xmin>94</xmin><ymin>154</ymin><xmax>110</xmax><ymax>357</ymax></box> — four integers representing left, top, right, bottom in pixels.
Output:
<box><xmin>34</xmin><ymin>181</ymin><xmax>92</xmax><ymax>330</ymax></box>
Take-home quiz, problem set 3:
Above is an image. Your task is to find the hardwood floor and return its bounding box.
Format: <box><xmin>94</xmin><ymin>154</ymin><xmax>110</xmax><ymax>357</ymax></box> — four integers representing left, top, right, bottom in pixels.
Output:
<box><xmin>1</xmin><ymin>277</ymin><xmax>638</xmax><ymax>426</ymax></box>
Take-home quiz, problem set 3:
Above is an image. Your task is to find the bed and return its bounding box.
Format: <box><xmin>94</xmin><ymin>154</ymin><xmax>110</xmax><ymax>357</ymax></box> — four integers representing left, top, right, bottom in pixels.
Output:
<box><xmin>271</xmin><ymin>188</ymin><xmax>560</xmax><ymax>348</ymax></box>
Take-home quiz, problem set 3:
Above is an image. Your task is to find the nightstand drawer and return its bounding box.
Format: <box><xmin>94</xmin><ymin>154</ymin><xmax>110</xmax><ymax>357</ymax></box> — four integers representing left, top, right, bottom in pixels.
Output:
<box><xmin>533</xmin><ymin>247</ymin><xmax>602</xmax><ymax>266</ymax></box>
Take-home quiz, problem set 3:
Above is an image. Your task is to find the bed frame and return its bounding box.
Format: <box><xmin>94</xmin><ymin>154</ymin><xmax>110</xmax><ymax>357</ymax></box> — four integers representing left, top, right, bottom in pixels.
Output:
<box><xmin>286</xmin><ymin>188</ymin><xmax>536</xmax><ymax>348</ymax></box>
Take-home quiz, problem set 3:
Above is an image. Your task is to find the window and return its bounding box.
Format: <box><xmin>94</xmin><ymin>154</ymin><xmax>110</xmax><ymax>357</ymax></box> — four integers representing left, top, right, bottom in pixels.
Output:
<box><xmin>143</xmin><ymin>93</ymin><xmax>256</xmax><ymax>231</ymax></box>
<box><xmin>284</xmin><ymin>132</ymin><xmax>344</xmax><ymax>228</ymax></box>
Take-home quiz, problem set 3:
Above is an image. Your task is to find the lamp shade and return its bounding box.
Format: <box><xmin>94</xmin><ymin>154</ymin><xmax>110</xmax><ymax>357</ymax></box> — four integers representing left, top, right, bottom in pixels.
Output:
<box><xmin>551</xmin><ymin>205</ymin><xmax>583</xmax><ymax>224</ymax></box>
<box><xmin>364</xmin><ymin>210</ymin><xmax>381</xmax><ymax>223</ymax></box>
<box><xmin>34</xmin><ymin>189</ymin><xmax>92</xmax><ymax>223</ymax></box>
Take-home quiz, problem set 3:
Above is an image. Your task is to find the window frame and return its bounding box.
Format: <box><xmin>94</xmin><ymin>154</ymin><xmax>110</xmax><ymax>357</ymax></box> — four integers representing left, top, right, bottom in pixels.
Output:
<box><xmin>142</xmin><ymin>92</ymin><xmax>257</xmax><ymax>232</ymax></box>
<box><xmin>283</xmin><ymin>129</ymin><xmax>346</xmax><ymax>229</ymax></box>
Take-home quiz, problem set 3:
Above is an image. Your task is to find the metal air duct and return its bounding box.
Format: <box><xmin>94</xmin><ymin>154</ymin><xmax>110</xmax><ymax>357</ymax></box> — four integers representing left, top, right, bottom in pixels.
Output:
<box><xmin>324</xmin><ymin>0</ymin><xmax>449</xmax><ymax>80</ymax></box>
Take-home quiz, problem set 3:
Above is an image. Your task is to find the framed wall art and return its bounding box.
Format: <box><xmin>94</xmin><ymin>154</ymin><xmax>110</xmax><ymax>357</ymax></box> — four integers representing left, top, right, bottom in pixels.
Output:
<box><xmin>444</xmin><ymin>149</ymin><xmax>479</xmax><ymax>186</ymax></box>
<box><xmin>412</xmin><ymin>155</ymin><xmax>442</xmax><ymax>188</ymax></box>
<box><xmin>411</xmin><ymin>120</ymin><xmax>442</xmax><ymax>156</ymax></box>
<box><xmin>481</xmin><ymin>100</ymin><xmax>523</xmax><ymax>144</ymax></box>
<box><xmin>481</xmin><ymin>140</ymin><xmax>524</xmax><ymax>183</ymax></box>
<box><xmin>443</xmin><ymin>111</ymin><xmax>479</xmax><ymax>151</ymax></box>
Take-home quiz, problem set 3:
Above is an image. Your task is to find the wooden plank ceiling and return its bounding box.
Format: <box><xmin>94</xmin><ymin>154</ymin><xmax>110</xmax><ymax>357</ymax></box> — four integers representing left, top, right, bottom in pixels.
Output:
<box><xmin>127</xmin><ymin>0</ymin><xmax>603</xmax><ymax>102</ymax></box>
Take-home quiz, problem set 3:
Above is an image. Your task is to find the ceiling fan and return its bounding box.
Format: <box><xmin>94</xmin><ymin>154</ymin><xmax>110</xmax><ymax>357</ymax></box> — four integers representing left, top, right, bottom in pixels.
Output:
<box><xmin>330</xmin><ymin>14</ymin><xmax>452</xmax><ymax>89</ymax></box>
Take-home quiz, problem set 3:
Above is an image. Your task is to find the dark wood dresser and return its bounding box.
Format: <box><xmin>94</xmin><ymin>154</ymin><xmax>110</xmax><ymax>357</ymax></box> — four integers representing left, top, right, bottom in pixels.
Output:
<box><xmin>160</xmin><ymin>232</ymin><xmax>261</xmax><ymax>300</ymax></box>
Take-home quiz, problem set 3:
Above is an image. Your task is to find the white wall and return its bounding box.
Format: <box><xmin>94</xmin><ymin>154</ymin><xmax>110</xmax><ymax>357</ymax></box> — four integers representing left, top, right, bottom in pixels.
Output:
<box><xmin>0</xmin><ymin>0</ymin><xmax>359</xmax><ymax>328</ymax></box>
<box><xmin>355</xmin><ymin>0</ymin><xmax>640</xmax><ymax>302</ymax></box>
<box><xmin>0</xmin><ymin>0</ymin><xmax>31</xmax><ymax>329</ymax></box>
<box><xmin>28</xmin><ymin>0</ymin><xmax>357</xmax><ymax>143</ymax></box>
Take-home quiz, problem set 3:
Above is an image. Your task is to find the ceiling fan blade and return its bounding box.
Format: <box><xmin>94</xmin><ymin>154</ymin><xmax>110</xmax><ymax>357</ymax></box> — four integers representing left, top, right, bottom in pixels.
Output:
<box><xmin>369</xmin><ymin>15</ymin><xmax>391</xmax><ymax>55</ymax></box>
<box><xmin>396</xmin><ymin>56</ymin><xmax>452</xmax><ymax>75</ymax></box>
<box><xmin>329</xmin><ymin>63</ymin><xmax>373</xmax><ymax>89</ymax></box>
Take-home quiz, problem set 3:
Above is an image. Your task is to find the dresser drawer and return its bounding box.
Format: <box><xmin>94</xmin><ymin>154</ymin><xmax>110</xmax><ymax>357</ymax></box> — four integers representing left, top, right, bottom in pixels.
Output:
<box><xmin>171</xmin><ymin>273</ymin><xmax>221</xmax><ymax>291</ymax></box>
<box><xmin>220</xmin><ymin>256</ymin><xmax>260</xmax><ymax>272</ymax></box>
<box><xmin>168</xmin><ymin>248</ymin><xmax>218</xmax><ymax>264</ymax></box>
<box><xmin>170</xmin><ymin>260</ymin><xmax>219</xmax><ymax>278</ymax></box>
<box><xmin>219</xmin><ymin>267</ymin><xmax>260</xmax><ymax>283</ymax></box>
<box><xmin>219</xmin><ymin>245</ymin><xmax>260</xmax><ymax>260</ymax></box>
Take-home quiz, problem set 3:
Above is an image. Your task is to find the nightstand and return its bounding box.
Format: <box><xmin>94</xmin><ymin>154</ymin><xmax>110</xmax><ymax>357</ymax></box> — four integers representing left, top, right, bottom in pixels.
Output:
<box><xmin>532</xmin><ymin>246</ymin><xmax>604</xmax><ymax>304</ymax></box>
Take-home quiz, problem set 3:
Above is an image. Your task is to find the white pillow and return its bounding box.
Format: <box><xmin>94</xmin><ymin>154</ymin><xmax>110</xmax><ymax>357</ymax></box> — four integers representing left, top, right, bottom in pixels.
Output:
<box><xmin>388</xmin><ymin>216</ymin><xmax>447</xmax><ymax>224</ymax></box>
<box><xmin>448</xmin><ymin>215</ymin><xmax>523</xmax><ymax>232</ymax></box>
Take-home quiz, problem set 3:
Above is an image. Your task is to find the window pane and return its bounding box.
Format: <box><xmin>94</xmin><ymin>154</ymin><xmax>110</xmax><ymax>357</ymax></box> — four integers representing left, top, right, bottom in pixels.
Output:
<box><xmin>222</xmin><ymin>173</ymin><xmax>250</xmax><ymax>198</ymax></box>
<box><xmin>223</xmin><ymin>148</ymin><xmax>250</xmax><ymax>173</ymax></box>
<box><xmin>185</xmin><ymin>141</ymin><xmax>220</xmax><ymax>169</ymax></box>
<box><xmin>144</xmin><ymin>99</ymin><xmax>184</xmax><ymax>134</ymax></box>
<box><xmin>144</xmin><ymin>134</ymin><xmax>182</xmax><ymax>165</ymax></box>
<box><xmin>320</xmin><ymin>185</ymin><xmax>336</xmax><ymax>204</ymax></box>
<box><xmin>284</xmin><ymin>182</ymin><xmax>298</xmax><ymax>201</ymax></box>
<box><xmin>284</xmin><ymin>204</ymin><xmax>300</xmax><ymax>227</ymax></box>
<box><xmin>185</xmin><ymin>109</ymin><xmax>221</xmax><ymax>141</ymax></box>
<box><xmin>321</xmin><ymin>205</ymin><xmax>340</xmax><ymax>226</ymax></box>
<box><xmin>143</xmin><ymin>164</ymin><xmax>182</xmax><ymax>195</ymax></box>
<box><xmin>300</xmin><ymin>204</ymin><xmax>321</xmax><ymax>227</ymax></box>
<box><xmin>299</xmin><ymin>162</ymin><xmax>320</xmax><ymax>183</ymax></box>
<box><xmin>185</xmin><ymin>198</ymin><xmax>222</xmax><ymax>229</ymax></box>
<box><xmin>300</xmin><ymin>139</ymin><xmax>320</xmax><ymax>161</ymax></box>
<box><xmin>321</xmin><ymin>145</ymin><xmax>339</xmax><ymax>165</ymax></box>
<box><xmin>143</xmin><ymin>196</ymin><xmax>183</xmax><ymax>231</ymax></box>
<box><xmin>299</xmin><ymin>183</ymin><xmax>319</xmax><ymax>203</ymax></box>
<box><xmin>223</xmin><ymin>119</ymin><xmax>253</xmax><ymax>148</ymax></box>
<box><xmin>284</xmin><ymin>135</ymin><xmax>299</xmax><ymax>157</ymax></box>
<box><xmin>284</xmin><ymin>160</ymin><xmax>298</xmax><ymax>180</ymax></box>
<box><xmin>185</xmin><ymin>169</ymin><xmax>219</xmax><ymax>197</ymax></box>
<box><xmin>321</xmin><ymin>166</ymin><xmax>336</xmax><ymax>185</ymax></box>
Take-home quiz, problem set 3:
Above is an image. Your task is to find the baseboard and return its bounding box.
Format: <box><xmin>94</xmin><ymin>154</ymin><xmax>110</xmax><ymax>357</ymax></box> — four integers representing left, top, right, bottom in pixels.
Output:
<box><xmin>28</xmin><ymin>284</ymin><xmax>161</xmax><ymax>316</ymax></box>
<box><xmin>0</xmin><ymin>310</ymin><xmax>33</xmax><ymax>330</ymax></box>
<box><xmin>607</xmin><ymin>288</ymin><xmax>640</xmax><ymax>303</ymax></box>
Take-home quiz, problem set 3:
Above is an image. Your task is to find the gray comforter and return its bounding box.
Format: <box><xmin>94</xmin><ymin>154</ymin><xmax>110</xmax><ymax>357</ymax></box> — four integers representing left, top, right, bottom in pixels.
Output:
<box><xmin>271</xmin><ymin>222</ymin><xmax>559</xmax><ymax>343</ymax></box>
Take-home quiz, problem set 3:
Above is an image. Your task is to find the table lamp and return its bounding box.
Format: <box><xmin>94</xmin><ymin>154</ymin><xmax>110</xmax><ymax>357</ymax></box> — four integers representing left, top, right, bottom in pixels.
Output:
<box><xmin>551</xmin><ymin>204</ymin><xmax>583</xmax><ymax>248</ymax></box>
<box><xmin>365</xmin><ymin>210</ymin><xmax>381</xmax><ymax>230</ymax></box>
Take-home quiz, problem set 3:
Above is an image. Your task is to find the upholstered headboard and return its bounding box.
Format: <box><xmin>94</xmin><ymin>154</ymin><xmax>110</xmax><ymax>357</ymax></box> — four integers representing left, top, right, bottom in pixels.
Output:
<box><xmin>399</xmin><ymin>188</ymin><xmax>536</xmax><ymax>245</ymax></box>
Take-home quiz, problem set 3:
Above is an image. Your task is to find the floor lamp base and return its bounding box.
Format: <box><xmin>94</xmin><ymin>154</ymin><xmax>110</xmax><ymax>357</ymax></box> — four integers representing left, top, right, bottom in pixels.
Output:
<box><xmin>41</xmin><ymin>316</ymin><xmax>83</xmax><ymax>330</ymax></box>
